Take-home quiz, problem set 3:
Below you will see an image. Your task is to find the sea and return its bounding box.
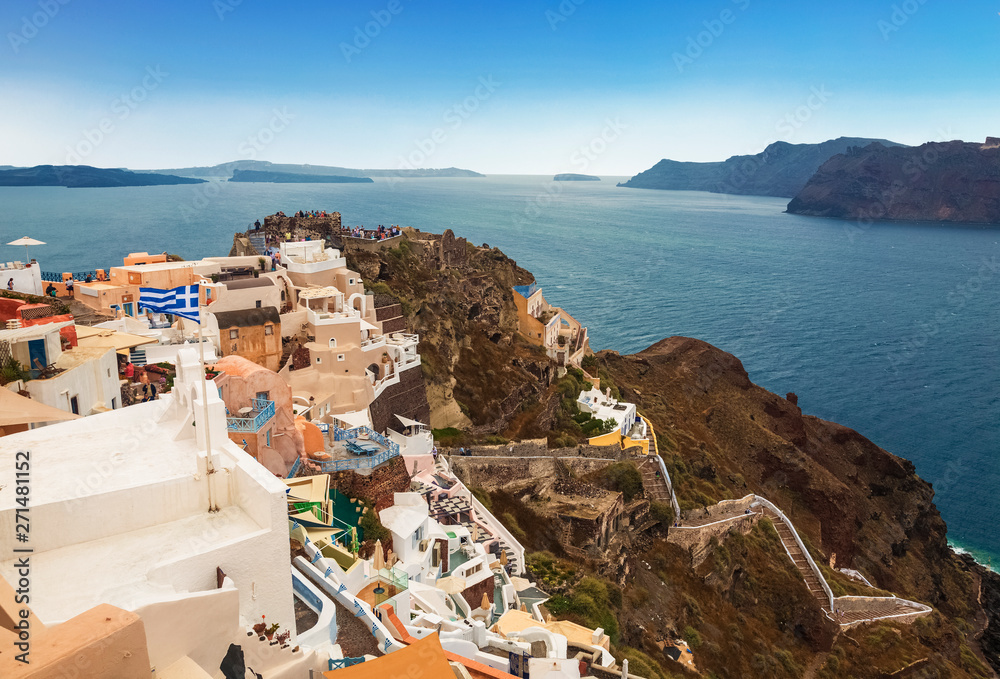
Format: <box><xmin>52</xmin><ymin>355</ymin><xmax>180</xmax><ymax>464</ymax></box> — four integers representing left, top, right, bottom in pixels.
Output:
<box><xmin>2</xmin><ymin>175</ymin><xmax>997</xmax><ymax>569</ymax></box>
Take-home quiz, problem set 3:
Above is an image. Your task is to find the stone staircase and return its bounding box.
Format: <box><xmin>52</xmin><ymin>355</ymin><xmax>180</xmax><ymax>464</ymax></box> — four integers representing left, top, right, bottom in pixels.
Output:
<box><xmin>248</xmin><ymin>232</ymin><xmax>267</xmax><ymax>255</ymax></box>
<box><xmin>129</xmin><ymin>347</ymin><xmax>148</xmax><ymax>367</ymax></box>
<box><xmin>762</xmin><ymin>507</ymin><xmax>831</xmax><ymax>611</ymax></box>
<box><xmin>636</xmin><ymin>456</ymin><xmax>672</xmax><ymax>505</ymax></box>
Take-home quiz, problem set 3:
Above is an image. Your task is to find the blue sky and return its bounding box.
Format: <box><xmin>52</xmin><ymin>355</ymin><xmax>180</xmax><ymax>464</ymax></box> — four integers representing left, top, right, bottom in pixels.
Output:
<box><xmin>1</xmin><ymin>0</ymin><xmax>997</xmax><ymax>174</ymax></box>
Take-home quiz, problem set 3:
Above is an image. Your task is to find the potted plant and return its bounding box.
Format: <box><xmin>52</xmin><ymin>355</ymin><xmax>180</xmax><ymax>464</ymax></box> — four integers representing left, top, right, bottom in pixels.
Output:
<box><xmin>276</xmin><ymin>630</ymin><xmax>291</xmax><ymax>648</ymax></box>
<box><xmin>265</xmin><ymin>622</ymin><xmax>280</xmax><ymax>641</ymax></box>
<box><xmin>252</xmin><ymin>619</ymin><xmax>267</xmax><ymax>640</ymax></box>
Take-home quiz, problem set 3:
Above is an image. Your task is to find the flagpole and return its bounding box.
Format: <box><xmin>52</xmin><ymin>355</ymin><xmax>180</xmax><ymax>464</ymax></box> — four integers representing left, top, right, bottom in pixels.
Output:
<box><xmin>197</xmin><ymin>300</ymin><xmax>219</xmax><ymax>513</ymax></box>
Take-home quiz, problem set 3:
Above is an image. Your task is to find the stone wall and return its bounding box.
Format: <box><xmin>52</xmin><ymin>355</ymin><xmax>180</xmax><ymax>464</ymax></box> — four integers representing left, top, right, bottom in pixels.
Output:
<box><xmin>449</xmin><ymin>456</ymin><xmax>618</xmax><ymax>492</ymax></box>
<box><xmin>374</xmin><ymin>301</ymin><xmax>406</xmax><ymax>335</ymax></box>
<box><xmin>370</xmin><ymin>366</ymin><xmax>432</xmax><ymax>436</ymax></box>
<box><xmin>443</xmin><ymin>440</ymin><xmax>625</xmax><ymax>460</ymax></box>
<box><xmin>667</xmin><ymin>513</ymin><xmax>760</xmax><ymax>567</ymax></box>
<box><xmin>324</xmin><ymin>455</ymin><xmax>411</xmax><ymax>513</ymax></box>
<box><xmin>399</xmin><ymin>228</ymin><xmax>469</xmax><ymax>270</ymax></box>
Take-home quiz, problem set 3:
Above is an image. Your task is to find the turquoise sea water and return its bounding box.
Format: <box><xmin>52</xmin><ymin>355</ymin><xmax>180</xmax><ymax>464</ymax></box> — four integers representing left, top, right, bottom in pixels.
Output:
<box><xmin>2</xmin><ymin>176</ymin><xmax>997</xmax><ymax>567</ymax></box>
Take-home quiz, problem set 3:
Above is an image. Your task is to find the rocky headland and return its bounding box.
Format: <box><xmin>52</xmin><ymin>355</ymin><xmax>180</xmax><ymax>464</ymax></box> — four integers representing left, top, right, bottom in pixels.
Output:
<box><xmin>618</xmin><ymin>137</ymin><xmax>904</xmax><ymax>198</ymax></box>
<box><xmin>228</xmin><ymin>169</ymin><xmax>373</xmax><ymax>183</ymax></box>
<box><xmin>554</xmin><ymin>173</ymin><xmax>600</xmax><ymax>181</ymax></box>
<box><xmin>152</xmin><ymin>159</ymin><xmax>484</xmax><ymax>178</ymax></box>
<box><xmin>0</xmin><ymin>164</ymin><xmax>205</xmax><ymax>188</ymax></box>
<box><xmin>787</xmin><ymin>138</ymin><xmax>1000</xmax><ymax>224</ymax></box>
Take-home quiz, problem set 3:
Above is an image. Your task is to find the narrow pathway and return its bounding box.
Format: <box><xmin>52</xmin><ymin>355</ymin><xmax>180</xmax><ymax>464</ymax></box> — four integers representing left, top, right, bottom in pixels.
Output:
<box><xmin>762</xmin><ymin>507</ymin><xmax>831</xmax><ymax>612</ymax></box>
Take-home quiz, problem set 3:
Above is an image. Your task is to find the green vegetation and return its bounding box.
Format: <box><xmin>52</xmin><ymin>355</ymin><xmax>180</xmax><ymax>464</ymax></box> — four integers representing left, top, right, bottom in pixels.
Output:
<box><xmin>649</xmin><ymin>501</ymin><xmax>674</xmax><ymax>527</ymax></box>
<box><xmin>358</xmin><ymin>502</ymin><xmax>389</xmax><ymax>545</ymax></box>
<box><xmin>432</xmin><ymin>427</ymin><xmax>464</xmax><ymax>446</ymax></box>
<box><xmin>545</xmin><ymin>575</ymin><xmax>621</xmax><ymax>643</ymax></box>
<box><xmin>0</xmin><ymin>358</ymin><xmax>28</xmax><ymax>385</ymax></box>
<box><xmin>470</xmin><ymin>487</ymin><xmax>492</xmax><ymax>512</ymax></box>
<box><xmin>590</xmin><ymin>461</ymin><xmax>644</xmax><ymax>502</ymax></box>
<box><xmin>547</xmin><ymin>367</ymin><xmax>615</xmax><ymax>447</ymax></box>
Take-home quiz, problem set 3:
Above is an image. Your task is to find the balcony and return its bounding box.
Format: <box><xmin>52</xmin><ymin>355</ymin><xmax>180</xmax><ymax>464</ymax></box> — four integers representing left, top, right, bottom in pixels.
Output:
<box><xmin>226</xmin><ymin>398</ymin><xmax>275</xmax><ymax>433</ymax></box>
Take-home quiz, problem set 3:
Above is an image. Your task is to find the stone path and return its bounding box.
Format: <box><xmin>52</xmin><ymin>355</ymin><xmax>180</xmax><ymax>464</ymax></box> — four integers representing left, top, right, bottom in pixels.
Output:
<box><xmin>762</xmin><ymin>507</ymin><xmax>831</xmax><ymax>611</ymax></box>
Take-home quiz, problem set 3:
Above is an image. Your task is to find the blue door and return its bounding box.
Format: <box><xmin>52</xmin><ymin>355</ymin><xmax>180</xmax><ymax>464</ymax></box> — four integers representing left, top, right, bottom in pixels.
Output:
<box><xmin>123</xmin><ymin>302</ymin><xmax>134</xmax><ymax>317</ymax></box>
<box><xmin>27</xmin><ymin>339</ymin><xmax>47</xmax><ymax>375</ymax></box>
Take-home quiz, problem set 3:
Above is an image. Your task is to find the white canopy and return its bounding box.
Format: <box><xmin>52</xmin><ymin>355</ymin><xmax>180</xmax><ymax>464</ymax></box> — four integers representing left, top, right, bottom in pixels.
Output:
<box><xmin>359</xmin><ymin>319</ymin><xmax>380</xmax><ymax>332</ymax></box>
<box><xmin>334</xmin><ymin>410</ymin><xmax>369</xmax><ymax>428</ymax></box>
<box><xmin>0</xmin><ymin>387</ymin><xmax>80</xmax><ymax>427</ymax></box>
<box><xmin>395</xmin><ymin>414</ymin><xmax>427</xmax><ymax>429</ymax></box>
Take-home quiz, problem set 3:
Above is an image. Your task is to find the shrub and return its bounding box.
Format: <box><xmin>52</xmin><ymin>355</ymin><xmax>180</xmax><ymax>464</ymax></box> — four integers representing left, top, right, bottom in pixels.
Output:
<box><xmin>649</xmin><ymin>501</ymin><xmax>674</xmax><ymax>527</ymax></box>
<box><xmin>683</xmin><ymin>625</ymin><xmax>702</xmax><ymax>649</ymax></box>
<box><xmin>603</xmin><ymin>462</ymin><xmax>644</xmax><ymax>502</ymax></box>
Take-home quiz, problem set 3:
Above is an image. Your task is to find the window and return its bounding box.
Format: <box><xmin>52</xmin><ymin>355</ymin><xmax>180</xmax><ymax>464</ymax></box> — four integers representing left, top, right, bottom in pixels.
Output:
<box><xmin>255</xmin><ymin>300</ymin><xmax>262</xmax><ymax>308</ymax></box>
<box><xmin>316</xmin><ymin>357</ymin><xmax>321</xmax><ymax>364</ymax></box>
<box><xmin>229</xmin><ymin>329</ymin><xmax>238</xmax><ymax>339</ymax></box>
<box><xmin>70</xmin><ymin>395</ymin><xmax>79</xmax><ymax>415</ymax></box>
<box><xmin>111</xmin><ymin>397</ymin><xmax>117</xmax><ymax>409</ymax></box>
<box><xmin>257</xmin><ymin>391</ymin><xmax>269</xmax><ymax>402</ymax></box>
<box><xmin>337</xmin><ymin>354</ymin><xmax>345</xmax><ymax>362</ymax></box>
<box><xmin>348</xmin><ymin>278</ymin><xmax>355</xmax><ymax>286</ymax></box>
<box><xmin>264</xmin><ymin>325</ymin><xmax>274</xmax><ymax>336</ymax></box>
<box><xmin>106</xmin><ymin>368</ymin><xmax>111</xmax><ymax>377</ymax></box>
<box><xmin>266</xmin><ymin>429</ymin><xmax>271</xmax><ymax>447</ymax></box>
<box><xmin>328</xmin><ymin>338</ymin><xmax>337</xmax><ymax>348</ymax></box>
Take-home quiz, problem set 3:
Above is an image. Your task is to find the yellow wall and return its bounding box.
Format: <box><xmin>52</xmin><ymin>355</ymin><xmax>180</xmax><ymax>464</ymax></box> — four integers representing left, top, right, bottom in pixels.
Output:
<box><xmin>587</xmin><ymin>430</ymin><xmax>622</xmax><ymax>447</ymax></box>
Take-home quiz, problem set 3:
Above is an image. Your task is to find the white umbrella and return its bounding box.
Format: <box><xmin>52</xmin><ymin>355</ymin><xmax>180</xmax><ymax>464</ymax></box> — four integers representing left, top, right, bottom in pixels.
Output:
<box><xmin>373</xmin><ymin>539</ymin><xmax>385</xmax><ymax>571</ymax></box>
<box><xmin>7</xmin><ymin>236</ymin><xmax>45</xmax><ymax>262</ymax></box>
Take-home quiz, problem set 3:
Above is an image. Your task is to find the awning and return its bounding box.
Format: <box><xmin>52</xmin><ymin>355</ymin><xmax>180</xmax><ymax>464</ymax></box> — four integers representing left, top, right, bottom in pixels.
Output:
<box><xmin>396</xmin><ymin>414</ymin><xmax>427</xmax><ymax>428</ymax></box>
<box><xmin>75</xmin><ymin>325</ymin><xmax>158</xmax><ymax>351</ymax></box>
<box><xmin>0</xmin><ymin>320</ymin><xmax>74</xmax><ymax>343</ymax></box>
<box><xmin>0</xmin><ymin>387</ymin><xmax>80</xmax><ymax>427</ymax></box>
<box><xmin>334</xmin><ymin>410</ymin><xmax>370</xmax><ymax>428</ymax></box>
<box><xmin>359</xmin><ymin>319</ymin><xmax>380</xmax><ymax>332</ymax></box>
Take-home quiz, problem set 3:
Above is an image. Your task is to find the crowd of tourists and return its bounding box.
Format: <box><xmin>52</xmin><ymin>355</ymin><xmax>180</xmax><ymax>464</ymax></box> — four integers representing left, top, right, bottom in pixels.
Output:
<box><xmin>345</xmin><ymin>224</ymin><xmax>401</xmax><ymax>240</ymax></box>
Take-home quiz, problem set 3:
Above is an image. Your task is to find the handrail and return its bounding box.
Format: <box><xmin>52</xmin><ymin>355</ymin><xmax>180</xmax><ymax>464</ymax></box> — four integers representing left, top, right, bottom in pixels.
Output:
<box><xmin>751</xmin><ymin>495</ymin><xmax>835</xmax><ymax>612</ymax></box>
<box><xmin>226</xmin><ymin>398</ymin><xmax>276</xmax><ymax>433</ymax></box>
<box><xmin>639</xmin><ymin>413</ymin><xmax>682</xmax><ymax>520</ymax></box>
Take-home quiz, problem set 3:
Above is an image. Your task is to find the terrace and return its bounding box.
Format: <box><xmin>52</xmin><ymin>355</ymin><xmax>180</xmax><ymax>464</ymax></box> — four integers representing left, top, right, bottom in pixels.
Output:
<box><xmin>225</xmin><ymin>397</ymin><xmax>275</xmax><ymax>433</ymax></box>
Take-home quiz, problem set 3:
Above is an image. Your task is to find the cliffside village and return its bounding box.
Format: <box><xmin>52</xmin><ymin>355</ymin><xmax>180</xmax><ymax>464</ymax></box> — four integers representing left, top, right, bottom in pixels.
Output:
<box><xmin>0</xmin><ymin>213</ymin><xmax>932</xmax><ymax>678</ymax></box>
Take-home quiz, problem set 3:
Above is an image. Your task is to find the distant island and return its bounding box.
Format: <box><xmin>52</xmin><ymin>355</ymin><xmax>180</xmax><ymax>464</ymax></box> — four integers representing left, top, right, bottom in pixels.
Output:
<box><xmin>618</xmin><ymin>137</ymin><xmax>905</xmax><ymax>198</ymax></box>
<box><xmin>228</xmin><ymin>169</ymin><xmax>374</xmax><ymax>184</ymax></box>
<box><xmin>553</xmin><ymin>173</ymin><xmax>600</xmax><ymax>181</ymax></box>
<box><xmin>149</xmin><ymin>160</ymin><xmax>484</xmax><ymax>179</ymax></box>
<box><xmin>0</xmin><ymin>165</ymin><xmax>206</xmax><ymax>188</ymax></box>
<box><xmin>787</xmin><ymin>138</ymin><xmax>1000</xmax><ymax>225</ymax></box>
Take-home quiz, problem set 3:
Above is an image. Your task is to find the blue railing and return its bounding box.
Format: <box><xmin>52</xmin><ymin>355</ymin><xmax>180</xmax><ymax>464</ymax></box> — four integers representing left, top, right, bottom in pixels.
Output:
<box><xmin>329</xmin><ymin>657</ymin><xmax>365</xmax><ymax>671</ymax></box>
<box><xmin>316</xmin><ymin>447</ymin><xmax>399</xmax><ymax>473</ymax></box>
<box><xmin>40</xmin><ymin>270</ymin><xmax>99</xmax><ymax>282</ymax></box>
<box><xmin>226</xmin><ymin>398</ymin><xmax>275</xmax><ymax>433</ymax></box>
<box><xmin>333</xmin><ymin>425</ymin><xmax>400</xmax><ymax>456</ymax></box>
<box><xmin>286</xmin><ymin>457</ymin><xmax>302</xmax><ymax>479</ymax></box>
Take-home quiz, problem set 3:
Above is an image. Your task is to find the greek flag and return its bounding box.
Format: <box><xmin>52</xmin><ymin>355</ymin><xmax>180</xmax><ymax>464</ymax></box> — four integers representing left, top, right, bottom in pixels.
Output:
<box><xmin>139</xmin><ymin>285</ymin><xmax>201</xmax><ymax>322</ymax></box>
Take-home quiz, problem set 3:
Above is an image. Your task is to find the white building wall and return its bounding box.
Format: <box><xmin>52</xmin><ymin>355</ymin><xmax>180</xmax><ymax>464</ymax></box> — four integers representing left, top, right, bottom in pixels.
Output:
<box><xmin>1</xmin><ymin>264</ymin><xmax>42</xmax><ymax>295</ymax></box>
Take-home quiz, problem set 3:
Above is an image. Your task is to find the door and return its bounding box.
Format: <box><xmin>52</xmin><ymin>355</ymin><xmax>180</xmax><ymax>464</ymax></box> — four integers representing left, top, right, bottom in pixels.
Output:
<box><xmin>27</xmin><ymin>339</ymin><xmax>46</xmax><ymax>375</ymax></box>
<box><xmin>70</xmin><ymin>395</ymin><xmax>79</xmax><ymax>415</ymax></box>
<box><xmin>123</xmin><ymin>302</ymin><xmax>134</xmax><ymax>317</ymax></box>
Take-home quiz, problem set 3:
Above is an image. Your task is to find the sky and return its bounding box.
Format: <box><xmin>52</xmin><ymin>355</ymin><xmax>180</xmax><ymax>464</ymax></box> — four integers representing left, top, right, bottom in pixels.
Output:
<box><xmin>1</xmin><ymin>0</ymin><xmax>998</xmax><ymax>174</ymax></box>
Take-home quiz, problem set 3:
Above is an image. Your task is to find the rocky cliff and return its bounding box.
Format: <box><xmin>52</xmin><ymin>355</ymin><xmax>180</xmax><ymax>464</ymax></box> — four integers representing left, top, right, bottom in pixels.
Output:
<box><xmin>343</xmin><ymin>229</ymin><xmax>555</xmax><ymax>432</ymax></box>
<box><xmin>619</xmin><ymin>137</ymin><xmax>903</xmax><ymax>198</ymax></box>
<box><xmin>596</xmin><ymin>337</ymin><xmax>998</xmax><ymax>677</ymax></box>
<box><xmin>787</xmin><ymin>139</ymin><xmax>1000</xmax><ymax>224</ymax></box>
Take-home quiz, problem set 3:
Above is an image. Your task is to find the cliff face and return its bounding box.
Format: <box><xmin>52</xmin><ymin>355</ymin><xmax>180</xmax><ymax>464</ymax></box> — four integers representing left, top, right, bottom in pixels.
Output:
<box><xmin>344</xmin><ymin>230</ymin><xmax>554</xmax><ymax>431</ymax></box>
<box><xmin>787</xmin><ymin>139</ymin><xmax>1000</xmax><ymax>224</ymax></box>
<box><xmin>598</xmin><ymin>337</ymin><xmax>999</xmax><ymax>676</ymax></box>
<box><xmin>618</xmin><ymin>137</ymin><xmax>903</xmax><ymax>198</ymax></box>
